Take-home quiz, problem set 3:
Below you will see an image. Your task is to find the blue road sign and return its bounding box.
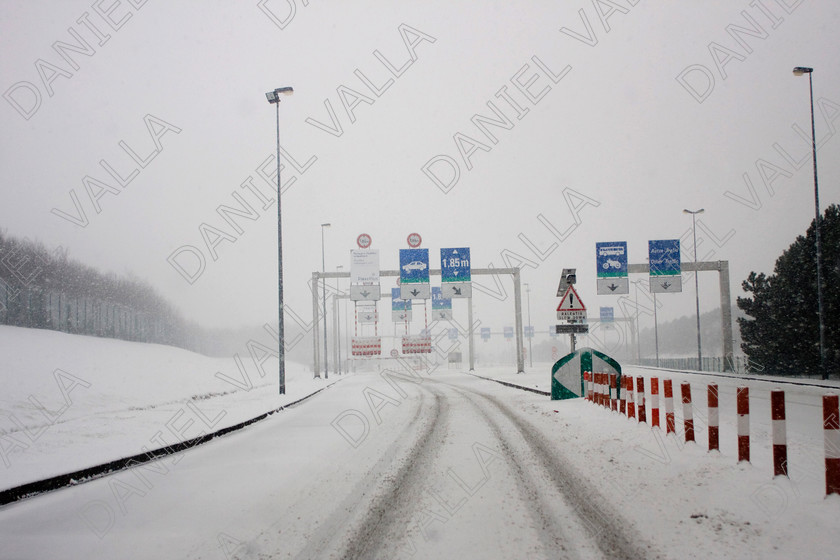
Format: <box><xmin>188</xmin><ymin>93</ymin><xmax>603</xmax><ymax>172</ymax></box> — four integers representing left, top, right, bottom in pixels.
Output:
<box><xmin>448</xmin><ymin>328</ymin><xmax>459</xmax><ymax>340</ymax></box>
<box><xmin>504</xmin><ymin>326</ymin><xmax>514</xmax><ymax>339</ymax></box>
<box><xmin>649</xmin><ymin>240</ymin><xmax>681</xmax><ymax>276</ymax></box>
<box><xmin>596</xmin><ymin>242</ymin><xmax>628</xmax><ymax>278</ymax></box>
<box><xmin>391</xmin><ymin>287</ymin><xmax>412</xmax><ymax>310</ymax></box>
<box><xmin>549</xmin><ymin>325</ymin><xmax>559</xmax><ymax>337</ymax></box>
<box><xmin>600</xmin><ymin>307</ymin><xmax>614</xmax><ymax>323</ymax></box>
<box><xmin>524</xmin><ymin>326</ymin><xmax>535</xmax><ymax>338</ymax></box>
<box><xmin>400</xmin><ymin>248</ymin><xmax>430</xmax><ymax>284</ymax></box>
<box><xmin>431</xmin><ymin>287</ymin><xmax>452</xmax><ymax>310</ymax></box>
<box><xmin>481</xmin><ymin>327</ymin><xmax>491</xmax><ymax>341</ymax></box>
<box><xmin>440</xmin><ymin>247</ymin><xmax>471</xmax><ymax>282</ymax></box>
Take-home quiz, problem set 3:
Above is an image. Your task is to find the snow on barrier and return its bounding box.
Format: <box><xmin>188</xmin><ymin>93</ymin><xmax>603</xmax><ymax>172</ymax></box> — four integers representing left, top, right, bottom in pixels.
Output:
<box><xmin>771</xmin><ymin>390</ymin><xmax>787</xmax><ymax>477</ymax></box>
<box><xmin>824</xmin><ymin>394</ymin><xmax>840</xmax><ymax>496</ymax></box>
<box><xmin>737</xmin><ymin>386</ymin><xmax>750</xmax><ymax>463</ymax></box>
<box><xmin>708</xmin><ymin>384</ymin><xmax>719</xmax><ymax>452</ymax></box>
<box><xmin>681</xmin><ymin>382</ymin><xmax>695</xmax><ymax>442</ymax></box>
<box><xmin>650</xmin><ymin>377</ymin><xmax>659</xmax><ymax>428</ymax></box>
<box><xmin>637</xmin><ymin>376</ymin><xmax>646</xmax><ymax>423</ymax></box>
<box><xmin>627</xmin><ymin>376</ymin><xmax>635</xmax><ymax>419</ymax></box>
<box><xmin>664</xmin><ymin>379</ymin><xmax>675</xmax><ymax>434</ymax></box>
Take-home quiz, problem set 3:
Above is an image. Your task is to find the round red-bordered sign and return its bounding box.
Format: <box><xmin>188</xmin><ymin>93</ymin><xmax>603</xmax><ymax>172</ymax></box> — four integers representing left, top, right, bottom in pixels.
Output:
<box><xmin>407</xmin><ymin>232</ymin><xmax>422</xmax><ymax>248</ymax></box>
<box><xmin>356</xmin><ymin>233</ymin><xmax>372</xmax><ymax>249</ymax></box>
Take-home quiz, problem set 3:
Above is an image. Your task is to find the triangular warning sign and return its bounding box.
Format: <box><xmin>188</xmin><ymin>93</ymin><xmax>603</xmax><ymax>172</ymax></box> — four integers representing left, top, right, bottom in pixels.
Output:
<box><xmin>557</xmin><ymin>285</ymin><xmax>586</xmax><ymax>312</ymax></box>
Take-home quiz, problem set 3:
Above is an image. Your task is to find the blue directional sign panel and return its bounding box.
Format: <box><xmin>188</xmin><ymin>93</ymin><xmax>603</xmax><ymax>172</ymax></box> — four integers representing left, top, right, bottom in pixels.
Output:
<box><xmin>503</xmin><ymin>326</ymin><xmax>514</xmax><ymax>339</ymax></box>
<box><xmin>400</xmin><ymin>249</ymin><xmax>430</xmax><ymax>283</ymax></box>
<box><xmin>440</xmin><ymin>247</ymin><xmax>471</xmax><ymax>298</ymax></box>
<box><xmin>448</xmin><ymin>328</ymin><xmax>459</xmax><ymax>340</ymax></box>
<box><xmin>549</xmin><ymin>325</ymin><xmax>559</xmax><ymax>338</ymax></box>
<box><xmin>391</xmin><ymin>287</ymin><xmax>412</xmax><ymax>311</ymax></box>
<box><xmin>524</xmin><ymin>326</ymin><xmax>535</xmax><ymax>338</ymax></box>
<box><xmin>440</xmin><ymin>248</ymin><xmax>471</xmax><ymax>282</ymax></box>
<box><xmin>596</xmin><ymin>241</ymin><xmax>629</xmax><ymax>295</ymax></box>
<box><xmin>649</xmin><ymin>240</ymin><xmax>680</xmax><ymax>276</ymax></box>
<box><xmin>400</xmin><ymin>248</ymin><xmax>431</xmax><ymax>299</ymax></box>
<box><xmin>600</xmin><ymin>306</ymin><xmax>614</xmax><ymax>323</ymax></box>
<box><xmin>481</xmin><ymin>327</ymin><xmax>491</xmax><ymax>341</ymax></box>
<box><xmin>596</xmin><ymin>242</ymin><xmax>627</xmax><ymax>277</ymax></box>
<box><xmin>431</xmin><ymin>286</ymin><xmax>453</xmax><ymax>320</ymax></box>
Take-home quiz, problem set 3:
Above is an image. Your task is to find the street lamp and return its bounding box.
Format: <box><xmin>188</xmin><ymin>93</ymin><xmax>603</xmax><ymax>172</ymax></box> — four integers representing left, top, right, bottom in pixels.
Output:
<box><xmin>265</xmin><ymin>86</ymin><xmax>293</xmax><ymax>394</ymax></box>
<box><xmin>321</xmin><ymin>222</ymin><xmax>331</xmax><ymax>379</ymax></box>
<box><xmin>336</xmin><ymin>264</ymin><xmax>343</xmax><ymax>375</ymax></box>
<box><xmin>683</xmin><ymin>208</ymin><xmax>705</xmax><ymax>371</ymax></box>
<box><xmin>793</xmin><ymin>66</ymin><xmax>827</xmax><ymax>380</ymax></box>
<box><xmin>524</xmin><ymin>282</ymin><xmax>533</xmax><ymax>367</ymax></box>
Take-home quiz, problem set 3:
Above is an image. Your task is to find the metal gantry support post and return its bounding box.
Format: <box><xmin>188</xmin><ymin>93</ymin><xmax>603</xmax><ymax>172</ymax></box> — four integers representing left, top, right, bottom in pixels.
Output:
<box><xmin>513</xmin><ymin>267</ymin><xmax>525</xmax><ymax>374</ymax></box>
<box><xmin>627</xmin><ymin>260</ymin><xmax>734</xmax><ymax>371</ymax></box>
<box><xmin>467</xmin><ymin>295</ymin><xmax>475</xmax><ymax>371</ymax></box>
<box><xmin>311</xmin><ymin>271</ymin><xmax>321</xmax><ymax>378</ymax></box>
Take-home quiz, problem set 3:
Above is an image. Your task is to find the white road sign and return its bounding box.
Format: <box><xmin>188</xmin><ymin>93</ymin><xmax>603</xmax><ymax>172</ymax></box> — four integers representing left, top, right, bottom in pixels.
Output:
<box><xmin>350</xmin><ymin>249</ymin><xmax>379</xmax><ymax>285</ymax></box>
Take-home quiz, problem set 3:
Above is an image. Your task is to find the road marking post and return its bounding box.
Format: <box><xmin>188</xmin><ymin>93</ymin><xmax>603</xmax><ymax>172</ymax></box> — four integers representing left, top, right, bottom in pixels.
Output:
<box><xmin>737</xmin><ymin>386</ymin><xmax>750</xmax><ymax>462</ymax></box>
<box><xmin>708</xmin><ymin>384</ymin><xmax>719</xmax><ymax>452</ymax></box>
<box><xmin>637</xmin><ymin>376</ymin><xmax>646</xmax><ymax>424</ymax></box>
<box><xmin>682</xmin><ymin>382</ymin><xmax>695</xmax><ymax>442</ymax></box>
<box><xmin>824</xmin><ymin>394</ymin><xmax>840</xmax><ymax>495</ymax></box>
<box><xmin>771</xmin><ymin>390</ymin><xmax>787</xmax><ymax>477</ymax></box>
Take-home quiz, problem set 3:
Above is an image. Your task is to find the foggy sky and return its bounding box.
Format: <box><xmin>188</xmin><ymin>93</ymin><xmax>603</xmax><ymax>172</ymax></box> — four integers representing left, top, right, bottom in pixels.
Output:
<box><xmin>2</xmin><ymin>0</ymin><xmax>839</xmax><ymax>342</ymax></box>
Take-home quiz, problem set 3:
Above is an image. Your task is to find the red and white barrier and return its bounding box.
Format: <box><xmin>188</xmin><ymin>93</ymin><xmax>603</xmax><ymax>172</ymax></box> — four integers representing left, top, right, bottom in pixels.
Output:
<box><xmin>599</xmin><ymin>373</ymin><xmax>606</xmax><ymax>407</ymax></box>
<box><xmin>737</xmin><ymin>386</ymin><xmax>750</xmax><ymax>462</ymax></box>
<box><xmin>627</xmin><ymin>376</ymin><xmax>636</xmax><ymax>419</ymax></box>
<box><xmin>620</xmin><ymin>375</ymin><xmax>627</xmax><ymax>415</ymax></box>
<box><xmin>637</xmin><ymin>376</ymin><xmax>646</xmax><ymax>423</ymax></box>
<box><xmin>708</xmin><ymin>384</ymin><xmax>719</xmax><ymax>452</ymax></box>
<box><xmin>650</xmin><ymin>377</ymin><xmax>660</xmax><ymax>428</ymax></box>
<box><xmin>681</xmin><ymin>382</ymin><xmax>695</xmax><ymax>442</ymax></box>
<box><xmin>610</xmin><ymin>373</ymin><xmax>617</xmax><ymax>411</ymax></box>
<box><xmin>586</xmin><ymin>371</ymin><xmax>593</xmax><ymax>401</ymax></box>
<box><xmin>351</xmin><ymin>336</ymin><xmax>382</xmax><ymax>356</ymax></box>
<box><xmin>824</xmin><ymin>394</ymin><xmax>840</xmax><ymax>495</ymax></box>
<box><xmin>664</xmin><ymin>379</ymin><xmax>675</xmax><ymax>434</ymax></box>
<box><xmin>771</xmin><ymin>390</ymin><xmax>787</xmax><ymax>477</ymax></box>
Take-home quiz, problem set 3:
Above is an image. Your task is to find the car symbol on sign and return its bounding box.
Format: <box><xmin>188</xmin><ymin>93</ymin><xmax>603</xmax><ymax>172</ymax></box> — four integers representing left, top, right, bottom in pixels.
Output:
<box><xmin>402</xmin><ymin>261</ymin><xmax>427</xmax><ymax>273</ymax></box>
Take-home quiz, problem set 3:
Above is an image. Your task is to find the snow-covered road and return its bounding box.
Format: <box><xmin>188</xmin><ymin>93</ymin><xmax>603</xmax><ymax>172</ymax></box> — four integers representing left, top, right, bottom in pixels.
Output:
<box><xmin>2</xmin><ymin>370</ymin><xmax>656</xmax><ymax>559</ymax></box>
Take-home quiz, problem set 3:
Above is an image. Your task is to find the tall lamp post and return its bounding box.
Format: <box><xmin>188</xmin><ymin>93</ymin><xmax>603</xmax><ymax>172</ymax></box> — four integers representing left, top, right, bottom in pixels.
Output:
<box><xmin>336</xmin><ymin>264</ymin><xmax>343</xmax><ymax>375</ymax></box>
<box><xmin>265</xmin><ymin>86</ymin><xmax>294</xmax><ymax>394</ymax></box>
<box><xmin>524</xmin><ymin>282</ymin><xmax>533</xmax><ymax>367</ymax></box>
<box><xmin>321</xmin><ymin>222</ymin><xmax>331</xmax><ymax>379</ymax></box>
<box><xmin>683</xmin><ymin>208</ymin><xmax>704</xmax><ymax>371</ymax></box>
<box><xmin>793</xmin><ymin>66</ymin><xmax>827</xmax><ymax>380</ymax></box>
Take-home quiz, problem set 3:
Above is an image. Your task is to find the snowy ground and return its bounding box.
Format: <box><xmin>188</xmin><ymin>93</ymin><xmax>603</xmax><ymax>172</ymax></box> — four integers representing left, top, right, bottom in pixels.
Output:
<box><xmin>1</xmin><ymin>326</ymin><xmax>839</xmax><ymax>559</ymax></box>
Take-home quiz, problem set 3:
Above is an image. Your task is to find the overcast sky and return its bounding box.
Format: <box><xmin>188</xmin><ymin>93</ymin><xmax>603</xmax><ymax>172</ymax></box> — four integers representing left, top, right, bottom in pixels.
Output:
<box><xmin>2</xmin><ymin>0</ymin><xmax>838</xmax><ymax>345</ymax></box>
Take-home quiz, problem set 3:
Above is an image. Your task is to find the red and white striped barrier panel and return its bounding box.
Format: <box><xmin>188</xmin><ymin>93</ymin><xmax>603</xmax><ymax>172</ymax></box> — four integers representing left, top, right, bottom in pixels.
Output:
<box><xmin>587</xmin><ymin>371</ymin><xmax>594</xmax><ymax>401</ymax></box>
<box><xmin>708</xmin><ymin>384</ymin><xmax>719</xmax><ymax>452</ymax></box>
<box><xmin>681</xmin><ymin>382</ymin><xmax>695</xmax><ymax>442</ymax></box>
<box><xmin>771</xmin><ymin>390</ymin><xmax>787</xmax><ymax>477</ymax></box>
<box><xmin>595</xmin><ymin>373</ymin><xmax>603</xmax><ymax>406</ymax></box>
<box><xmin>627</xmin><ymin>376</ymin><xmax>636</xmax><ymax>419</ymax></box>
<box><xmin>650</xmin><ymin>377</ymin><xmax>660</xmax><ymax>428</ymax></box>
<box><xmin>351</xmin><ymin>337</ymin><xmax>381</xmax><ymax>356</ymax></box>
<box><xmin>637</xmin><ymin>376</ymin><xmax>646</xmax><ymax>423</ymax></box>
<box><xmin>583</xmin><ymin>371</ymin><xmax>590</xmax><ymax>401</ymax></box>
<box><xmin>824</xmin><ymin>394</ymin><xmax>840</xmax><ymax>495</ymax></box>
<box><xmin>610</xmin><ymin>373</ymin><xmax>617</xmax><ymax>411</ymax></box>
<box><xmin>664</xmin><ymin>379</ymin><xmax>675</xmax><ymax>434</ymax></box>
<box><xmin>601</xmin><ymin>373</ymin><xmax>608</xmax><ymax>408</ymax></box>
<box><xmin>737</xmin><ymin>386</ymin><xmax>750</xmax><ymax>462</ymax></box>
<box><xmin>620</xmin><ymin>375</ymin><xmax>627</xmax><ymax>415</ymax></box>
<box><xmin>401</xmin><ymin>335</ymin><xmax>431</xmax><ymax>354</ymax></box>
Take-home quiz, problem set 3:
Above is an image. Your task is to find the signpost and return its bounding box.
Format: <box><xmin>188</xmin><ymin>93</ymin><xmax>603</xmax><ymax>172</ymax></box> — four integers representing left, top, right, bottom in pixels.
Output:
<box><xmin>649</xmin><ymin>239</ymin><xmax>682</xmax><ymax>293</ymax></box>
<box><xmin>440</xmin><ymin>247</ymin><xmax>471</xmax><ymax>298</ymax></box>
<box><xmin>432</xmin><ymin>286</ymin><xmax>453</xmax><ymax>320</ymax></box>
<box><xmin>596</xmin><ymin>241</ymin><xmax>629</xmax><ymax>295</ymax></box>
<box><xmin>391</xmin><ymin>287</ymin><xmax>412</xmax><ymax>322</ymax></box>
<box><xmin>399</xmin><ymin>248</ymin><xmax>431</xmax><ymax>299</ymax></box>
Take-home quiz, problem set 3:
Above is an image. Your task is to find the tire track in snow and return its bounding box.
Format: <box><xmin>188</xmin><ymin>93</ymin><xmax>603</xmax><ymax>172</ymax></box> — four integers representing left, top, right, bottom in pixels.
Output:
<box><xmin>286</xmin><ymin>383</ymin><xmax>448</xmax><ymax>559</ymax></box>
<box><xmin>449</xmin><ymin>385</ymin><xmax>587</xmax><ymax>559</ymax></box>
<box><xmin>456</xmin><ymin>382</ymin><xmax>661</xmax><ymax>560</ymax></box>
<box><xmin>338</xmin><ymin>383</ymin><xmax>449</xmax><ymax>559</ymax></box>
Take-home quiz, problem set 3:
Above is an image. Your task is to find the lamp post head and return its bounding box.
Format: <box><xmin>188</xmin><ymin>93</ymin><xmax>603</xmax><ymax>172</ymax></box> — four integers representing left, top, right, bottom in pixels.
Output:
<box><xmin>266</xmin><ymin>86</ymin><xmax>294</xmax><ymax>104</ymax></box>
<box><xmin>683</xmin><ymin>208</ymin><xmax>705</xmax><ymax>215</ymax></box>
<box><xmin>793</xmin><ymin>67</ymin><xmax>813</xmax><ymax>76</ymax></box>
<box><xmin>321</xmin><ymin>223</ymin><xmax>331</xmax><ymax>228</ymax></box>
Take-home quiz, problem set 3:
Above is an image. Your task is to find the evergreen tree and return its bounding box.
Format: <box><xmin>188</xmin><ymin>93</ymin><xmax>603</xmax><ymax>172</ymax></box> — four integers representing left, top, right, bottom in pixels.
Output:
<box><xmin>737</xmin><ymin>204</ymin><xmax>839</xmax><ymax>377</ymax></box>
